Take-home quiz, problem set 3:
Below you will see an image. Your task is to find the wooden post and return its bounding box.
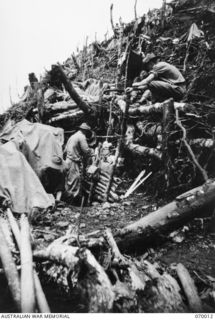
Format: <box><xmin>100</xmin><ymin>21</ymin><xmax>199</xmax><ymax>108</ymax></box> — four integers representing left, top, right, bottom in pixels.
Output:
<box><xmin>124</xmin><ymin>43</ymin><xmax>131</xmax><ymax>89</ymax></box>
<box><xmin>20</xmin><ymin>214</ymin><xmax>36</xmax><ymax>313</ymax></box>
<box><xmin>110</xmin><ymin>4</ymin><xmax>115</xmax><ymax>36</ymax></box>
<box><xmin>0</xmin><ymin>218</ymin><xmax>21</xmax><ymax>311</ymax></box>
<box><xmin>104</xmin><ymin>95</ymin><xmax>130</xmax><ymax>201</ymax></box>
<box><xmin>116</xmin><ymin>20</ymin><xmax>124</xmax><ymax>89</ymax></box>
<box><xmin>51</xmin><ymin>64</ymin><xmax>91</xmax><ymax>114</ymax></box>
<box><xmin>162</xmin><ymin>98</ymin><xmax>175</xmax><ymax>187</ymax></box>
<box><xmin>134</xmin><ymin>0</ymin><xmax>138</xmax><ymax>20</ymax></box>
<box><xmin>98</xmin><ymin>80</ymin><xmax>103</xmax><ymax>126</ymax></box>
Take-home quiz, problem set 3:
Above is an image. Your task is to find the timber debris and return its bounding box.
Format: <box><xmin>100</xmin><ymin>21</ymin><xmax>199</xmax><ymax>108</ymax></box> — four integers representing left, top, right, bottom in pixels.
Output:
<box><xmin>0</xmin><ymin>0</ymin><xmax>215</xmax><ymax>313</ymax></box>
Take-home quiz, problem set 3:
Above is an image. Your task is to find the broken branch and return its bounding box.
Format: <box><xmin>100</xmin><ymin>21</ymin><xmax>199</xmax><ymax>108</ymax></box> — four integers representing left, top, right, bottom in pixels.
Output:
<box><xmin>175</xmin><ymin>108</ymin><xmax>208</xmax><ymax>182</ymax></box>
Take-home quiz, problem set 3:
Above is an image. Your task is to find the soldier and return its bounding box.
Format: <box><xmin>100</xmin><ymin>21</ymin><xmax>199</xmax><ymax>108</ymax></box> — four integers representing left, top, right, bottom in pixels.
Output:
<box><xmin>64</xmin><ymin>123</ymin><xmax>95</xmax><ymax>202</ymax></box>
<box><xmin>128</xmin><ymin>53</ymin><xmax>186</xmax><ymax>103</ymax></box>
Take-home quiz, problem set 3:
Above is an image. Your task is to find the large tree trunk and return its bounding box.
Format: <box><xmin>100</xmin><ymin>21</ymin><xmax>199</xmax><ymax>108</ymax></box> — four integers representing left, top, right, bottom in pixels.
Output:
<box><xmin>115</xmin><ymin>179</ymin><xmax>215</xmax><ymax>252</ymax></box>
<box><xmin>126</xmin><ymin>143</ymin><xmax>162</xmax><ymax>160</ymax></box>
<box><xmin>51</xmin><ymin>64</ymin><xmax>91</xmax><ymax>114</ymax></box>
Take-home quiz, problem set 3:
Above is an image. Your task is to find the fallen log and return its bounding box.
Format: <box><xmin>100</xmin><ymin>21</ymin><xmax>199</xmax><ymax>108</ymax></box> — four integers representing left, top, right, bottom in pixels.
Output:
<box><xmin>48</xmin><ymin>110</ymin><xmax>84</xmax><ymax>124</ymax></box>
<box><xmin>126</xmin><ymin>142</ymin><xmax>162</xmax><ymax>161</ymax></box>
<box><xmin>127</xmin><ymin>100</ymin><xmax>187</xmax><ymax>116</ymax></box>
<box><xmin>47</xmin><ymin>107</ymin><xmax>82</xmax><ymax>118</ymax></box>
<box><xmin>176</xmin><ymin>263</ymin><xmax>203</xmax><ymax>312</ymax></box>
<box><xmin>45</xmin><ymin>101</ymin><xmax>79</xmax><ymax>112</ymax></box>
<box><xmin>115</xmin><ymin>179</ymin><xmax>215</xmax><ymax>252</ymax></box>
<box><xmin>172</xmin><ymin>139</ymin><xmax>214</xmax><ymax>149</ymax></box>
<box><xmin>34</xmin><ymin>244</ymin><xmax>79</xmax><ymax>268</ymax></box>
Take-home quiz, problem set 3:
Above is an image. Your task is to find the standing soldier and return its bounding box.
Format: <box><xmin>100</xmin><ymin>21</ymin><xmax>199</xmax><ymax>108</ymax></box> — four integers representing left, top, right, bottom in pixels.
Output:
<box><xmin>64</xmin><ymin>123</ymin><xmax>95</xmax><ymax>203</ymax></box>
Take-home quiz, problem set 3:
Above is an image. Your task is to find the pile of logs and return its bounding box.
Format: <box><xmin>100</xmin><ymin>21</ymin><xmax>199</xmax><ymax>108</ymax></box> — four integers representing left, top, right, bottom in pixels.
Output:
<box><xmin>41</xmin><ymin>65</ymin><xmax>93</xmax><ymax>126</ymax></box>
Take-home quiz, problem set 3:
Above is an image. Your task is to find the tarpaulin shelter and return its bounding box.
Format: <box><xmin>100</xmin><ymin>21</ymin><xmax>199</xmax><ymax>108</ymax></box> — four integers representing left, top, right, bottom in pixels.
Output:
<box><xmin>0</xmin><ymin>141</ymin><xmax>54</xmax><ymax>213</ymax></box>
<box><xmin>0</xmin><ymin>119</ymin><xmax>65</xmax><ymax>193</ymax></box>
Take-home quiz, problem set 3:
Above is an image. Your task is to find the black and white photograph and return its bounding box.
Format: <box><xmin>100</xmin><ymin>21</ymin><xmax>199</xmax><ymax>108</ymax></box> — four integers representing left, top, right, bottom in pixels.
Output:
<box><xmin>0</xmin><ymin>0</ymin><xmax>215</xmax><ymax>315</ymax></box>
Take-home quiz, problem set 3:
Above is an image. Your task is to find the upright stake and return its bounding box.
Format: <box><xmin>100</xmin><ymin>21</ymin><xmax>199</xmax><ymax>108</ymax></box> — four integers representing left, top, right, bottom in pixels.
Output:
<box><xmin>20</xmin><ymin>214</ymin><xmax>36</xmax><ymax>313</ymax></box>
<box><xmin>110</xmin><ymin>4</ymin><xmax>115</xmax><ymax>36</ymax></box>
<box><xmin>104</xmin><ymin>95</ymin><xmax>130</xmax><ymax>201</ymax></box>
<box><xmin>134</xmin><ymin>0</ymin><xmax>137</xmax><ymax>20</ymax></box>
<box><xmin>77</xmin><ymin>196</ymin><xmax>85</xmax><ymax>247</ymax></box>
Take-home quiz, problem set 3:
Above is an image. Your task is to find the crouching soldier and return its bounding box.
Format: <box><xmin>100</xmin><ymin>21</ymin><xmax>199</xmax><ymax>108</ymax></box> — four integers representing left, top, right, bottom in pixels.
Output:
<box><xmin>129</xmin><ymin>53</ymin><xmax>186</xmax><ymax>103</ymax></box>
<box><xmin>64</xmin><ymin>123</ymin><xmax>95</xmax><ymax>203</ymax></box>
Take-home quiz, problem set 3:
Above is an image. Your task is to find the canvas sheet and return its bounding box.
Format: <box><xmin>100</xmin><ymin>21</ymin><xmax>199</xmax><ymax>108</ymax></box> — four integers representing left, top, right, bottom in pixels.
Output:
<box><xmin>0</xmin><ymin>119</ymin><xmax>64</xmax><ymax>178</ymax></box>
<box><xmin>0</xmin><ymin>141</ymin><xmax>55</xmax><ymax>213</ymax></box>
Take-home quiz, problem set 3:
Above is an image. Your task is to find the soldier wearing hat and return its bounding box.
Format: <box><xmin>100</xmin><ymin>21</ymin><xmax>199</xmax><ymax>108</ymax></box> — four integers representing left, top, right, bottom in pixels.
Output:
<box><xmin>64</xmin><ymin>123</ymin><xmax>96</xmax><ymax>202</ymax></box>
<box><xmin>130</xmin><ymin>53</ymin><xmax>186</xmax><ymax>103</ymax></box>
